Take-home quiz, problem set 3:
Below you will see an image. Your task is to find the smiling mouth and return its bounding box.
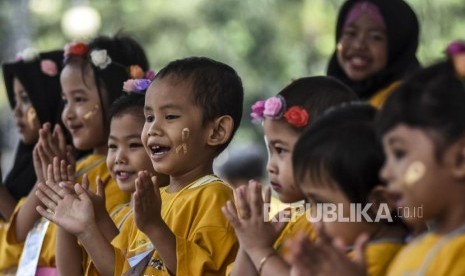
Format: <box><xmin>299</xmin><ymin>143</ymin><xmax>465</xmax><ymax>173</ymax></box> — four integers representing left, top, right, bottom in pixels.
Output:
<box><xmin>149</xmin><ymin>145</ymin><xmax>171</xmax><ymax>156</ymax></box>
<box><xmin>116</xmin><ymin>171</ymin><xmax>134</xmax><ymax>181</ymax></box>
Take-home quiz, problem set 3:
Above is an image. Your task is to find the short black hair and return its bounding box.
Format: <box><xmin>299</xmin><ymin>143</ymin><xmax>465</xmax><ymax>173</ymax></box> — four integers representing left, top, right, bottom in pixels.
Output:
<box><xmin>293</xmin><ymin>103</ymin><xmax>384</xmax><ymax>205</ymax></box>
<box><xmin>109</xmin><ymin>93</ymin><xmax>145</xmax><ymax>122</ymax></box>
<box><xmin>278</xmin><ymin>76</ymin><xmax>358</xmax><ymax>132</ymax></box>
<box><xmin>154</xmin><ymin>57</ymin><xmax>244</xmax><ymax>153</ymax></box>
<box><xmin>376</xmin><ymin>60</ymin><xmax>465</xmax><ymax>159</ymax></box>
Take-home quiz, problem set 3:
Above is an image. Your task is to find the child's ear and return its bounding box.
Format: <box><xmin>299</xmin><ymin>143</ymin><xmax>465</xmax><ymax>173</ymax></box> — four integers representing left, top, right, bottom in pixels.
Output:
<box><xmin>450</xmin><ymin>137</ymin><xmax>465</xmax><ymax>179</ymax></box>
<box><xmin>368</xmin><ymin>186</ymin><xmax>395</xmax><ymax>214</ymax></box>
<box><xmin>207</xmin><ymin>115</ymin><xmax>234</xmax><ymax>147</ymax></box>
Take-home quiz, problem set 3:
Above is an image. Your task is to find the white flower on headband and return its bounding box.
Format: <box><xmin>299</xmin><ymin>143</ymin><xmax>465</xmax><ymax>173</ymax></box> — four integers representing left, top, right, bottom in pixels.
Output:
<box><xmin>16</xmin><ymin>48</ymin><xmax>40</xmax><ymax>62</ymax></box>
<box><xmin>90</xmin><ymin>49</ymin><xmax>112</xmax><ymax>69</ymax></box>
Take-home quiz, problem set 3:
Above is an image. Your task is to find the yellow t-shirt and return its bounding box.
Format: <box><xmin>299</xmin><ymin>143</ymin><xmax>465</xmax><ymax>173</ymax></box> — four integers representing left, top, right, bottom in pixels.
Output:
<box><xmin>387</xmin><ymin>231</ymin><xmax>465</xmax><ymax>276</ymax></box>
<box><xmin>363</xmin><ymin>239</ymin><xmax>404</xmax><ymax>276</ymax></box>
<box><xmin>273</xmin><ymin>209</ymin><xmax>316</xmax><ymax>254</ymax></box>
<box><xmin>0</xmin><ymin>220</ymin><xmax>22</xmax><ymax>275</ymax></box>
<box><xmin>1</xmin><ymin>154</ymin><xmax>129</xmax><ymax>271</ymax></box>
<box><xmin>369</xmin><ymin>81</ymin><xmax>401</xmax><ymax>109</ymax></box>
<box><xmin>85</xmin><ymin>203</ymin><xmax>132</xmax><ymax>276</ymax></box>
<box><xmin>114</xmin><ymin>175</ymin><xmax>238</xmax><ymax>275</ymax></box>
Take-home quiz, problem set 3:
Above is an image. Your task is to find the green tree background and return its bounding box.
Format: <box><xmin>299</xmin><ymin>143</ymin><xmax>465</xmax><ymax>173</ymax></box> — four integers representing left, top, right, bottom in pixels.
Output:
<box><xmin>0</xmin><ymin>0</ymin><xmax>464</xmax><ymax>168</ymax></box>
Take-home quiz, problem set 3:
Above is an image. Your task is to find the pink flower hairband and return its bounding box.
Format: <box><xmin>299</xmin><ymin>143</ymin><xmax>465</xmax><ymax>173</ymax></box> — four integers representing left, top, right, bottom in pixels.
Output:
<box><xmin>251</xmin><ymin>95</ymin><xmax>309</xmax><ymax>128</ymax></box>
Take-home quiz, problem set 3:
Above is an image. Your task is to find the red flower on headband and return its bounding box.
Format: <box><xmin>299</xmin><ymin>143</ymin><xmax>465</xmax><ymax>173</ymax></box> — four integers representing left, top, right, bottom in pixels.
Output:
<box><xmin>284</xmin><ymin>106</ymin><xmax>309</xmax><ymax>128</ymax></box>
<box><xmin>64</xmin><ymin>42</ymin><xmax>88</xmax><ymax>58</ymax></box>
<box><xmin>71</xmin><ymin>43</ymin><xmax>88</xmax><ymax>56</ymax></box>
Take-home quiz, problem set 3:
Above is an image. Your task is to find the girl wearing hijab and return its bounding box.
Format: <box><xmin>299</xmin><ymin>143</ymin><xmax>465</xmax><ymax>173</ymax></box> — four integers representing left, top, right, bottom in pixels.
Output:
<box><xmin>327</xmin><ymin>0</ymin><xmax>420</xmax><ymax>107</ymax></box>
<box><xmin>0</xmin><ymin>49</ymin><xmax>64</xmax><ymax>221</ymax></box>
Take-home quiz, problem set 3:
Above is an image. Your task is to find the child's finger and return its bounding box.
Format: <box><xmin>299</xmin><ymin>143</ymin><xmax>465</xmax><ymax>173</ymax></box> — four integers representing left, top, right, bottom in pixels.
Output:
<box><xmin>82</xmin><ymin>174</ymin><xmax>90</xmax><ymax>191</ymax></box>
<box><xmin>58</xmin><ymin>182</ymin><xmax>75</xmax><ymax>195</ymax></box>
<box><xmin>60</xmin><ymin>160</ymin><xmax>68</xmax><ymax>181</ymax></box>
<box><xmin>35</xmin><ymin>187</ymin><xmax>58</xmax><ymax>211</ymax></box>
<box><xmin>96</xmin><ymin>176</ymin><xmax>105</xmax><ymax>201</ymax></box>
<box><xmin>352</xmin><ymin>233</ymin><xmax>369</xmax><ymax>267</ymax></box>
<box><xmin>37</xmin><ymin>145</ymin><xmax>49</xmax><ymax>176</ymax></box>
<box><xmin>66</xmin><ymin>145</ymin><xmax>76</xmax><ymax>167</ymax></box>
<box><xmin>53</xmin><ymin>157</ymin><xmax>61</xmax><ymax>182</ymax></box>
<box><xmin>67</xmin><ymin>164</ymin><xmax>74</xmax><ymax>182</ymax></box>
<box><xmin>54</xmin><ymin>124</ymin><xmax>67</xmax><ymax>155</ymax></box>
<box><xmin>264</xmin><ymin>186</ymin><xmax>271</xmax><ymax>205</ymax></box>
<box><xmin>36</xmin><ymin>206</ymin><xmax>56</xmax><ymax>222</ymax></box>
<box><xmin>46</xmin><ymin>164</ymin><xmax>55</xmax><ymax>183</ymax></box>
<box><xmin>151</xmin><ymin>176</ymin><xmax>159</xmax><ymax>189</ymax></box>
<box><xmin>75</xmin><ymin>183</ymin><xmax>91</xmax><ymax>202</ymax></box>
<box><xmin>222</xmin><ymin>201</ymin><xmax>241</xmax><ymax>229</ymax></box>
<box><xmin>249</xmin><ymin>180</ymin><xmax>264</xmax><ymax>215</ymax></box>
<box><xmin>235</xmin><ymin>186</ymin><xmax>251</xmax><ymax>220</ymax></box>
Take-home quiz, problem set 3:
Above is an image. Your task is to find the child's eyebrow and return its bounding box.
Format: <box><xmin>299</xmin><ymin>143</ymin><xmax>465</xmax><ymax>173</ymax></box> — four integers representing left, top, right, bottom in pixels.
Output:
<box><xmin>387</xmin><ymin>136</ymin><xmax>404</xmax><ymax>146</ymax></box>
<box><xmin>65</xmin><ymin>89</ymin><xmax>87</xmax><ymax>96</ymax></box>
<box><xmin>268</xmin><ymin>139</ymin><xmax>288</xmax><ymax>146</ymax></box>
<box><xmin>144</xmin><ymin>106</ymin><xmax>153</xmax><ymax>112</ymax></box>
<box><xmin>159</xmin><ymin>103</ymin><xmax>182</xmax><ymax>111</ymax></box>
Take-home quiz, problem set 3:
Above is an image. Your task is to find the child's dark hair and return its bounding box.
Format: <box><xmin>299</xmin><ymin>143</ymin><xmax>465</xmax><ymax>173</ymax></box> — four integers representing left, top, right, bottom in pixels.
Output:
<box><xmin>278</xmin><ymin>76</ymin><xmax>358</xmax><ymax>132</ymax></box>
<box><xmin>376</xmin><ymin>60</ymin><xmax>465</xmax><ymax>160</ymax></box>
<box><xmin>154</xmin><ymin>57</ymin><xmax>244</xmax><ymax>153</ymax></box>
<box><xmin>293</xmin><ymin>103</ymin><xmax>384</xmax><ymax>205</ymax></box>
<box><xmin>65</xmin><ymin>34</ymin><xmax>149</xmax><ymax>133</ymax></box>
<box><xmin>109</xmin><ymin>93</ymin><xmax>145</xmax><ymax>121</ymax></box>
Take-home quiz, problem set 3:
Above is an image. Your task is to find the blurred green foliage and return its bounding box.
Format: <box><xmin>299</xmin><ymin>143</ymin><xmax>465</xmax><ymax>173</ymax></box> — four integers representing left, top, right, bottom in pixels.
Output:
<box><xmin>0</xmin><ymin>0</ymin><xmax>464</xmax><ymax>148</ymax></box>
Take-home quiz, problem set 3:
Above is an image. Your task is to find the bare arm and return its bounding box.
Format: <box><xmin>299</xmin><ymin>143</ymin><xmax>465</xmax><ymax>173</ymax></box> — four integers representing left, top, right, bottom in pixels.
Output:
<box><xmin>0</xmin><ymin>184</ymin><xmax>17</xmax><ymax>221</ymax></box>
<box><xmin>56</xmin><ymin>228</ymin><xmax>84</xmax><ymax>276</ymax></box>
<box><xmin>229</xmin><ymin>247</ymin><xmax>258</xmax><ymax>276</ymax></box>
<box><xmin>134</xmin><ymin>172</ymin><xmax>178</xmax><ymax>274</ymax></box>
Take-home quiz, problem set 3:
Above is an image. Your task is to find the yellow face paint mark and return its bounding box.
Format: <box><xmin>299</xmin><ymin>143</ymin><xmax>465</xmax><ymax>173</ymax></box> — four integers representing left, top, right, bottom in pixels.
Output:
<box><xmin>404</xmin><ymin>161</ymin><xmax>425</xmax><ymax>187</ymax></box>
<box><xmin>175</xmin><ymin>128</ymin><xmax>190</xmax><ymax>154</ymax></box>
<box><xmin>83</xmin><ymin>104</ymin><xmax>99</xmax><ymax>120</ymax></box>
<box><xmin>27</xmin><ymin>107</ymin><xmax>37</xmax><ymax>128</ymax></box>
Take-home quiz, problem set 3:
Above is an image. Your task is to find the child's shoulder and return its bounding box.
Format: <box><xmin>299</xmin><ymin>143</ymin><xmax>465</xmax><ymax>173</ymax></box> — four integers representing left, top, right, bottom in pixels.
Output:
<box><xmin>387</xmin><ymin>231</ymin><xmax>465</xmax><ymax>275</ymax></box>
<box><xmin>75</xmin><ymin>154</ymin><xmax>107</xmax><ymax>177</ymax></box>
<box><xmin>185</xmin><ymin>175</ymin><xmax>232</xmax><ymax>194</ymax></box>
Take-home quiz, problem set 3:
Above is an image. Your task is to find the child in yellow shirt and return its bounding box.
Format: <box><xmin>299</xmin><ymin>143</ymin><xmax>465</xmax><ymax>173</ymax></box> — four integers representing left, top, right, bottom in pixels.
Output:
<box><xmin>286</xmin><ymin>103</ymin><xmax>406</xmax><ymax>276</ymax></box>
<box><xmin>113</xmin><ymin>56</ymin><xmax>243</xmax><ymax>275</ymax></box>
<box><xmin>0</xmin><ymin>49</ymin><xmax>64</xmax><ymax>274</ymax></box>
<box><xmin>378</xmin><ymin>46</ymin><xmax>465</xmax><ymax>275</ymax></box>
<box><xmin>5</xmin><ymin>34</ymin><xmax>149</xmax><ymax>275</ymax></box>
<box><xmin>222</xmin><ymin>76</ymin><xmax>358</xmax><ymax>276</ymax></box>
<box><xmin>37</xmin><ymin>87</ymin><xmax>168</xmax><ymax>275</ymax></box>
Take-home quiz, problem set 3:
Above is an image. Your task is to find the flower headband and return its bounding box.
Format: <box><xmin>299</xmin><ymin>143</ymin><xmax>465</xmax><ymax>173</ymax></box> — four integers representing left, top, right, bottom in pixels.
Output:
<box><xmin>64</xmin><ymin>42</ymin><xmax>156</xmax><ymax>80</ymax></box>
<box><xmin>15</xmin><ymin>48</ymin><xmax>58</xmax><ymax>77</ymax></box>
<box><xmin>251</xmin><ymin>95</ymin><xmax>309</xmax><ymax>128</ymax></box>
<box><xmin>122</xmin><ymin>78</ymin><xmax>152</xmax><ymax>95</ymax></box>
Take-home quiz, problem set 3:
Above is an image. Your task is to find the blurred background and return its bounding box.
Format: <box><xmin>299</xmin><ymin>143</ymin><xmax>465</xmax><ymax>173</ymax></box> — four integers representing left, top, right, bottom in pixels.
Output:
<box><xmin>0</xmin><ymin>0</ymin><xmax>464</xmax><ymax>175</ymax></box>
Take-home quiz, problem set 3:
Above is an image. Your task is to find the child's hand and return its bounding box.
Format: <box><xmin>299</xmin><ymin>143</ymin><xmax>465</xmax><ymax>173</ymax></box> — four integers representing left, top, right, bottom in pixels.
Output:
<box><xmin>34</xmin><ymin>124</ymin><xmax>69</xmax><ymax>180</ymax></box>
<box><xmin>83</xmin><ymin>175</ymin><xmax>107</xmax><ymax>223</ymax></box>
<box><xmin>285</xmin><ymin>223</ymin><xmax>368</xmax><ymax>276</ymax></box>
<box><xmin>37</xmin><ymin>182</ymin><xmax>96</xmax><ymax>236</ymax></box>
<box><xmin>222</xmin><ymin>180</ymin><xmax>277</xmax><ymax>257</ymax></box>
<box><xmin>134</xmin><ymin>171</ymin><xmax>162</xmax><ymax>234</ymax></box>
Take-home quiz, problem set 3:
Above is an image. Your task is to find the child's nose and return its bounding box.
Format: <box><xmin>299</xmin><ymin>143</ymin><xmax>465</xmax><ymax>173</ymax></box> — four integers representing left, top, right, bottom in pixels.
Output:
<box><xmin>352</xmin><ymin>34</ymin><xmax>368</xmax><ymax>49</ymax></box>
